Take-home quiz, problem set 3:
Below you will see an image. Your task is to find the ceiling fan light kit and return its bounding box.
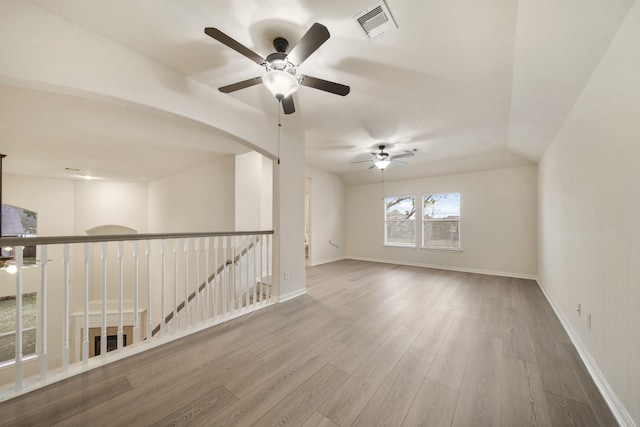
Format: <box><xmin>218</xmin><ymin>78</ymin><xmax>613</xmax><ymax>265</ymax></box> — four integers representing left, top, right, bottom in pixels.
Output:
<box><xmin>374</xmin><ymin>159</ymin><xmax>391</xmax><ymax>170</ymax></box>
<box><xmin>204</xmin><ymin>23</ymin><xmax>350</xmax><ymax>114</ymax></box>
<box><xmin>262</xmin><ymin>70</ymin><xmax>299</xmax><ymax>100</ymax></box>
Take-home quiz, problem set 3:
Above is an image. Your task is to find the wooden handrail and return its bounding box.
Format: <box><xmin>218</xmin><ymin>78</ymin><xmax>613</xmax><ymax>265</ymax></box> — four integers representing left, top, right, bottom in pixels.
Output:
<box><xmin>0</xmin><ymin>229</ymin><xmax>274</xmax><ymax>246</ymax></box>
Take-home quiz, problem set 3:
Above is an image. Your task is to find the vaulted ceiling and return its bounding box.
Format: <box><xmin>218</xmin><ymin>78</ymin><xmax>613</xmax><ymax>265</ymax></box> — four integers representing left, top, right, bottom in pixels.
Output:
<box><xmin>0</xmin><ymin>0</ymin><xmax>634</xmax><ymax>184</ymax></box>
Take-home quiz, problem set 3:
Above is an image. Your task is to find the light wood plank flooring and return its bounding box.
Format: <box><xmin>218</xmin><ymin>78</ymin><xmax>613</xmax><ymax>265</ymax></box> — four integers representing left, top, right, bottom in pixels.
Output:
<box><xmin>0</xmin><ymin>260</ymin><xmax>618</xmax><ymax>426</ymax></box>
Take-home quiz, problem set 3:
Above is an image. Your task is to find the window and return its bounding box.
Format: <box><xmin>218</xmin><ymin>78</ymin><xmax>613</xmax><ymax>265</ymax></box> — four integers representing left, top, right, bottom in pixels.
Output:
<box><xmin>384</xmin><ymin>196</ymin><xmax>416</xmax><ymax>246</ymax></box>
<box><xmin>0</xmin><ymin>293</ymin><xmax>37</xmax><ymax>365</ymax></box>
<box><xmin>423</xmin><ymin>193</ymin><xmax>461</xmax><ymax>250</ymax></box>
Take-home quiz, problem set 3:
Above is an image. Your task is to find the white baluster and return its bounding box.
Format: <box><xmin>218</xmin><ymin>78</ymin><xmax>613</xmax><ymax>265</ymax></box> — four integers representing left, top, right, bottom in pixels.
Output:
<box><xmin>258</xmin><ymin>236</ymin><xmax>263</xmax><ymax>304</ymax></box>
<box><xmin>237</xmin><ymin>236</ymin><xmax>243</xmax><ymax>310</ymax></box>
<box><xmin>222</xmin><ymin>236</ymin><xmax>227</xmax><ymax>315</ymax></box>
<box><xmin>160</xmin><ymin>240</ymin><xmax>166</xmax><ymax>337</ymax></box>
<box><xmin>117</xmin><ymin>241</ymin><xmax>124</xmax><ymax>352</ymax></box>
<box><xmin>214</xmin><ymin>237</ymin><xmax>219</xmax><ymax>318</ymax></box>
<box><xmin>82</xmin><ymin>243</ymin><xmax>90</xmax><ymax>366</ymax></box>
<box><xmin>14</xmin><ymin>246</ymin><xmax>23</xmax><ymax>391</ymax></box>
<box><xmin>204</xmin><ymin>238</ymin><xmax>210</xmax><ymax>321</ymax></box>
<box><xmin>195</xmin><ymin>238</ymin><xmax>200</xmax><ymax>324</ymax></box>
<box><xmin>39</xmin><ymin>245</ymin><xmax>48</xmax><ymax>380</ymax></box>
<box><xmin>267</xmin><ymin>234</ymin><xmax>271</xmax><ymax>301</ymax></box>
<box><xmin>146</xmin><ymin>240</ymin><xmax>152</xmax><ymax>342</ymax></box>
<box><xmin>62</xmin><ymin>244</ymin><xmax>70</xmax><ymax>372</ymax></box>
<box><xmin>246</xmin><ymin>237</ymin><xmax>251</xmax><ymax>308</ymax></box>
<box><xmin>101</xmin><ymin>242</ymin><xmax>108</xmax><ymax>359</ymax></box>
<box><xmin>133</xmin><ymin>241</ymin><xmax>139</xmax><ymax>346</ymax></box>
<box><xmin>184</xmin><ymin>239</ymin><xmax>189</xmax><ymax>327</ymax></box>
<box><xmin>232</xmin><ymin>236</ymin><xmax>237</xmax><ymax>312</ymax></box>
<box><xmin>253</xmin><ymin>236</ymin><xmax>258</xmax><ymax>307</ymax></box>
<box><xmin>173</xmin><ymin>240</ymin><xmax>178</xmax><ymax>332</ymax></box>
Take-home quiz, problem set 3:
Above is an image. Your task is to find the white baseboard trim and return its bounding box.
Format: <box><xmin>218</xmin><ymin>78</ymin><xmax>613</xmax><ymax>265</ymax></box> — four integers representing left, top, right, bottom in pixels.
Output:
<box><xmin>345</xmin><ymin>256</ymin><xmax>537</xmax><ymax>280</ymax></box>
<box><xmin>277</xmin><ymin>288</ymin><xmax>307</xmax><ymax>303</ymax></box>
<box><xmin>307</xmin><ymin>256</ymin><xmax>346</xmax><ymax>267</ymax></box>
<box><xmin>536</xmin><ymin>279</ymin><xmax>636</xmax><ymax>427</ymax></box>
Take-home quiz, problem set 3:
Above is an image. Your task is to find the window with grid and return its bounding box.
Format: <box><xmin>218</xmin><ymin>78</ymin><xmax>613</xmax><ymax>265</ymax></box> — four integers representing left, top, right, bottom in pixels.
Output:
<box><xmin>423</xmin><ymin>193</ymin><xmax>461</xmax><ymax>250</ymax></box>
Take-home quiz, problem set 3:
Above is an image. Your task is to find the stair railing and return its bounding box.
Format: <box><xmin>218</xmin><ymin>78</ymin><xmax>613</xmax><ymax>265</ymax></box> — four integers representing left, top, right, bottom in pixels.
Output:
<box><xmin>0</xmin><ymin>230</ymin><xmax>274</xmax><ymax>401</ymax></box>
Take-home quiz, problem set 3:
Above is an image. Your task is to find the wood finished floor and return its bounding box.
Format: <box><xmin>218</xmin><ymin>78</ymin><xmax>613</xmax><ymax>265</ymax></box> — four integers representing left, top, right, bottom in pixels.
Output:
<box><xmin>0</xmin><ymin>260</ymin><xmax>618</xmax><ymax>426</ymax></box>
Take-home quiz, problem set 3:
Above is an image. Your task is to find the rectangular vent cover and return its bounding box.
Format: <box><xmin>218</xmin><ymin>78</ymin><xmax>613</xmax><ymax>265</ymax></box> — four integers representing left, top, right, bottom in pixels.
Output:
<box><xmin>354</xmin><ymin>1</ymin><xmax>397</xmax><ymax>39</ymax></box>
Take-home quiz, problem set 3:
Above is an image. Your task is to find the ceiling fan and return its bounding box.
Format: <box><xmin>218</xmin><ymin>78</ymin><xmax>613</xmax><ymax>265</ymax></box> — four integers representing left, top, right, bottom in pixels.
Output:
<box><xmin>204</xmin><ymin>23</ymin><xmax>350</xmax><ymax>114</ymax></box>
<box><xmin>351</xmin><ymin>145</ymin><xmax>415</xmax><ymax>170</ymax></box>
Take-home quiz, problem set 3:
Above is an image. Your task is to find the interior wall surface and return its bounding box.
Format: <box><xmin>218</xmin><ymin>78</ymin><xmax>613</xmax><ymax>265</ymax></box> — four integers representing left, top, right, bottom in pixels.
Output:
<box><xmin>345</xmin><ymin>165</ymin><xmax>538</xmax><ymax>278</ymax></box>
<box><xmin>538</xmin><ymin>2</ymin><xmax>640</xmax><ymax>424</ymax></box>
<box><xmin>305</xmin><ymin>166</ymin><xmax>346</xmax><ymax>266</ymax></box>
<box><xmin>148</xmin><ymin>157</ymin><xmax>235</xmax><ymax>233</ymax></box>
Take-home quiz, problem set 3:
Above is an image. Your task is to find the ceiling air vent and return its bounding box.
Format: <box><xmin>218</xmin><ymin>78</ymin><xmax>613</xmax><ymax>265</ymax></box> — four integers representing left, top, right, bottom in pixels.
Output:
<box><xmin>354</xmin><ymin>1</ymin><xmax>397</xmax><ymax>39</ymax></box>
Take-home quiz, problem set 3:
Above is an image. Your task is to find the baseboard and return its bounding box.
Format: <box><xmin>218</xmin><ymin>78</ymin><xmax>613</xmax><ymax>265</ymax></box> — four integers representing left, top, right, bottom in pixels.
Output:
<box><xmin>345</xmin><ymin>256</ymin><xmax>537</xmax><ymax>280</ymax></box>
<box><xmin>307</xmin><ymin>256</ymin><xmax>345</xmax><ymax>267</ymax></box>
<box><xmin>536</xmin><ymin>279</ymin><xmax>636</xmax><ymax>427</ymax></box>
<box><xmin>277</xmin><ymin>288</ymin><xmax>307</xmax><ymax>303</ymax></box>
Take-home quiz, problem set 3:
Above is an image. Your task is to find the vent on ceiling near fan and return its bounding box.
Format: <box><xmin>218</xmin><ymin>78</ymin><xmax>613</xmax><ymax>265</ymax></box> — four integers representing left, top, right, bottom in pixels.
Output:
<box><xmin>354</xmin><ymin>1</ymin><xmax>397</xmax><ymax>39</ymax></box>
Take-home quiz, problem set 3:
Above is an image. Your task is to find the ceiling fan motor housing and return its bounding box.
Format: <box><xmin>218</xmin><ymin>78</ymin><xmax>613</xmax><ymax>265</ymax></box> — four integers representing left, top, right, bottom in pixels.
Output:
<box><xmin>273</xmin><ymin>37</ymin><xmax>289</xmax><ymax>53</ymax></box>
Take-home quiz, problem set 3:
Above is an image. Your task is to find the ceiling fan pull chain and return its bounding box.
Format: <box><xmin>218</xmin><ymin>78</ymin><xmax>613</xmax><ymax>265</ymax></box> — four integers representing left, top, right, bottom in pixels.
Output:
<box><xmin>277</xmin><ymin>100</ymin><xmax>281</xmax><ymax>165</ymax></box>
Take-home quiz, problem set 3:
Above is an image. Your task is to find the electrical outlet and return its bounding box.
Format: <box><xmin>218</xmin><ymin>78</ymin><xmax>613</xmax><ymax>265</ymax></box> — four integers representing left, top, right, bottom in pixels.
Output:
<box><xmin>587</xmin><ymin>313</ymin><xmax>592</xmax><ymax>329</ymax></box>
<box><xmin>577</xmin><ymin>303</ymin><xmax>582</xmax><ymax>316</ymax></box>
<box><xmin>284</xmin><ymin>271</ymin><xmax>290</xmax><ymax>280</ymax></box>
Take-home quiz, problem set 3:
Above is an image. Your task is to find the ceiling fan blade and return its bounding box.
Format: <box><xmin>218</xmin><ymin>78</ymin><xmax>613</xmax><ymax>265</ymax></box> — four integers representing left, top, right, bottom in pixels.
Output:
<box><xmin>300</xmin><ymin>75</ymin><xmax>350</xmax><ymax>96</ymax></box>
<box><xmin>368</xmin><ymin>164</ymin><xmax>377</xmax><ymax>169</ymax></box>
<box><xmin>282</xmin><ymin>95</ymin><xmax>295</xmax><ymax>114</ymax></box>
<box><xmin>350</xmin><ymin>159</ymin><xmax>374</xmax><ymax>164</ymax></box>
<box><xmin>219</xmin><ymin>76</ymin><xmax>263</xmax><ymax>93</ymax></box>
<box><xmin>287</xmin><ymin>23</ymin><xmax>330</xmax><ymax>65</ymax></box>
<box><xmin>391</xmin><ymin>159</ymin><xmax>407</xmax><ymax>165</ymax></box>
<box><xmin>390</xmin><ymin>152</ymin><xmax>415</xmax><ymax>160</ymax></box>
<box><xmin>204</xmin><ymin>28</ymin><xmax>265</xmax><ymax>65</ymax></box>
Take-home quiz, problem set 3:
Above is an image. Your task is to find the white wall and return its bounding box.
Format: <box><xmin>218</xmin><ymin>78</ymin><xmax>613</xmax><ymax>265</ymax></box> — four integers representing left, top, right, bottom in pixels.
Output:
<box><xmin>235</xmin><ymin>152</ymin><xmax>272</xmax><ymax>231</ymax></box>
<box><xmin>148</xmin><ymin>157</ymin><xmax>235</xmax><ymax>232</ymax></box>
<box><xmin>74</xmin><ymin>180</ymin><xmax>148</xmax><ymax>234</ymax></box>
<box><xmin>305</xmin><ymin>166</ymin><xmax>346</xmax><ymax>266</ymax></box>
<box><xmin>538</xmin><ymin>3</ymin><xmax>640</xmax><ymax>425</ymax></box>
<box><xmin>346</xmin><ymin>165</ymin><xmax>537</xmax><ymax>278</ymax></box>
<box><xmin>2</xmin><ymin>173</ymin><xmax>75</xmax><ymax>238</ymax></box>
<box><xmin>272</xmin><ymin>126</ymin><xmax>306</xmax><ymax>301</ymax></box>
<box><xmin>261</xmin><ymin>156</ymin><xmax>273</xmax><ymax>230</ymax></box>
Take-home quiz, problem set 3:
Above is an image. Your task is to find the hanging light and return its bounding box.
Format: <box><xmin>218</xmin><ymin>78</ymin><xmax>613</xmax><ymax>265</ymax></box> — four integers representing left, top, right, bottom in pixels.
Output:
<box><xmin>262</xmin><ymin>70</ymin><xmax>299</xmax><ymax>100</ymax></box>
<box><xmin>374</xmin><ymin>159</ymin><xmax>391</xmax><ymax>170</ymax></box>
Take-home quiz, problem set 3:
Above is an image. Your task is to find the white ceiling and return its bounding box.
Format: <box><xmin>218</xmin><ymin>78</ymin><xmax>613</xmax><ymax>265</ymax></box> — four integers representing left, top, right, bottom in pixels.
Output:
<box><xmin>0</xmin><ymin>0</ymin><xmax>635</xmax><ymax>184</ymax></box>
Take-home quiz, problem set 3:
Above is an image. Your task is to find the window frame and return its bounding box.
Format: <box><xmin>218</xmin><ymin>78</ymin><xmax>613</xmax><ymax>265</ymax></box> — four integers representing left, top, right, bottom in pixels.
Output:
<box><xmin>0</xmin><ymin>292</ymin><xmax>38</xmax><ymax>368</ymax></box>
<box><xmin>383</xmin><ymin>194</ymin><xmax>417</xmax><ymax>248</ymax></box>
<box><xmin>422</xmin><ymin>192</ymin><xmax>462</xmax><ymax>251</ymax></box>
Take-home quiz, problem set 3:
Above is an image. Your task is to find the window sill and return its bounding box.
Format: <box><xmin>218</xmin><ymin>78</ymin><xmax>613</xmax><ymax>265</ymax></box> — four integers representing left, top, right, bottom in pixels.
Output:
<box><xmin>0</xmin><ymin>354</ymin><xmax>38</xmax><ymax>370</ymax></box>
<box><xmin>421</xmin><ymin>247</ymin><xmax>463</xmax><ymax>252</ymax></box>
<box><xmin>383</xmin><ymin>244</ymin><xmax>417</xmax><ymax>249</ymax></box>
